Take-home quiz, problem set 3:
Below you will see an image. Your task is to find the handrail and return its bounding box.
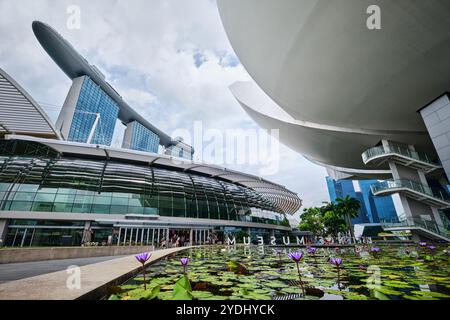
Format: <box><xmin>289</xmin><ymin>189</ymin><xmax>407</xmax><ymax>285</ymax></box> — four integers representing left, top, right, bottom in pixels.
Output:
<box><xmin>381</xmin><ymin>217</ymin><xmax>449</xmax><ymax>239</ymax></box>
<box><xmin>362</xmin><ymin>143</ymin><xmax>440</xmax><ymax>166</ymax></box>
<box><xmin>371</xmin><ymin>179</ymin><xmax>450</xmax><ymax>203</ymax></box>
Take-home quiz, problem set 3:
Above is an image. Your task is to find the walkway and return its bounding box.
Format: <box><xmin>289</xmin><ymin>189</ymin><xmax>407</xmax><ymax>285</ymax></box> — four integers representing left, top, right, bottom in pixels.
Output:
<box><xmin>0</xmin><ymin>246</ymin><xmax>190</xmax><ymax>300</ymax></box>
<box><xmin>0</xmin><ymin>255</ymin><xmax>127</xmax><ymax>284</ymax></box>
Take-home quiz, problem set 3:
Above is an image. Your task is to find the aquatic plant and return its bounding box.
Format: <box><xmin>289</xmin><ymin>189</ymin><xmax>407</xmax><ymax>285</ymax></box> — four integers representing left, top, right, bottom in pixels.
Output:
<box><xmin>111</xmin><ymin>246</ymin><xmax>450</xmax><ymax>301</ymax></box>
<box><xmin>288</xmin><ymin>251</ymin><xmax>306</xmax><ymax>296</ymax></box>
<box><xmin>135</xmin><ymin>252</ymin><xmax>151</xmax><ymax>290</ymax></box>
<box><xmin>173</xmin><ymin>274</ymin><xmax>193</xmax><ymax>300</ymax></box>
<box><xmin>371</xmin><ymin>247</ymin><xmax>381</xmax><ymax>258</ymax></box>
<box><xmin>180</xmin><ymin>258</ymin><xmax>189</xmax><ymax>274</ymax></box>
<box><xmin>329</xmin><ymin>257</ymin><xmax>343</xmax><ymax>288</ymax></box>
<box><xmin>274</xmin><ymin>248</ymin><xmax>283</xmax><ymax>263</ymax></box>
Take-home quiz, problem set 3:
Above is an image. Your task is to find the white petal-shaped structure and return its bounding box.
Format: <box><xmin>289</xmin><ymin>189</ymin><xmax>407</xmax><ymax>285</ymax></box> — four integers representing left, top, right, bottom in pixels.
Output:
<box><xmin>0</xmin><ymin>68</ymin><xmax>60</xmax><ymax>139</ymax></box>
<box><xmin>231</xmin><ymin>81</ymin><xmax>432</xmax><ymax>170</ymax></box>
<box><xmin>218</xmin><ymin>0</ymin><xmax>450</xmax><ymax>170</ymax></box>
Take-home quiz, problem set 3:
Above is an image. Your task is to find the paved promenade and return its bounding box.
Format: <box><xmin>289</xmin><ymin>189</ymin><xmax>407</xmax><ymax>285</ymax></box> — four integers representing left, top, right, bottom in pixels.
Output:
<box><xmin>0</xmin><ymin>255</ymin><xmax>127</xmax><ymax>284</ymax></box>
<box><xmin>0</xmin><ymin>246</ymin><xmax>189</xmax><ymax>300</ymax></box>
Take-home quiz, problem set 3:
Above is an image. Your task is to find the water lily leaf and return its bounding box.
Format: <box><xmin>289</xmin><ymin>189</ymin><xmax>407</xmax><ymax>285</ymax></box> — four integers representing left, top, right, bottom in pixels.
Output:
<box><xmin>192</xmin><ymin>291</ymin><xmax>215</xmax><ymax>299</ymax></box>
<box><xmin>172</xmin><ymin>275</ymin><xmax>193</xmax><ymax>300</ymax></box>
<box><xmin>373</xmin><ymin>286</ymin><xmax>403</xmax><ymax>296</ymax></box>
<box><xmin>227</xmin><ymin>260</ymin><xmax>249</xmax><ymax>275</ymax></box>
<box><xmin>371</xmin><ymin>289</ymin><xmax>390</xmax><ymax>300</ymax></box>
<box><xmin>410</xmin><ymin>291</ymin><xmax>450</xmax><ymax>298</ymax></box>
<box><xmin>143</xmin><ymin>285</ymin><xmax>160</xmax><ymax>300</ymax></box>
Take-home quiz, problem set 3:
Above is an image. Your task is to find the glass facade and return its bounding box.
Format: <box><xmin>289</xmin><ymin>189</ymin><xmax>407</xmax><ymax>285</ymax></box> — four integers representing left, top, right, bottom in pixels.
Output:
<box><xmin>165</xmin><ymin>145</ymin><xmax>193</xmax><ymax>160</ymax></box>
<box><xmin>0</xmin><ymin>140</ymin><xmax>285</xmax><ymax>226</ymax></box>
<box><xmin>67</xmin><ymin>77</ymin><xmax>119</xmax><ymax>145</ymax></box>
<box><xmin>129</xmin><ymin>121</ymin><xmax>160</xmax><ymax>153</ymax></box>
<box><xmin>326</xmin><ymin>177</ymin><xmax>399</xmax><ymax>224</ymax></box>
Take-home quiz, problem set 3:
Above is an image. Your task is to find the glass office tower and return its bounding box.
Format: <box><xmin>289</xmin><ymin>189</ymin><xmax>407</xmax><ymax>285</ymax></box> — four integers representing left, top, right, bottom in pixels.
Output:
<box><xmin>326</xmin><ymin>177</ymin><xmax>399</xmax><ymax>224</ymax></box>
<box><xmin>67</xmin><ymin>77</ymin><xmax>119</xmax><ymax>145</ymax></box>
<box><xmin>123</xmin><ymin>121</ymin><xmax>160</xmax><ymax>153</ymax></box>
<box><xmin>164</xmin><ymin>137</ymin><xmax>194</xmax><ymax>160</ymax></box>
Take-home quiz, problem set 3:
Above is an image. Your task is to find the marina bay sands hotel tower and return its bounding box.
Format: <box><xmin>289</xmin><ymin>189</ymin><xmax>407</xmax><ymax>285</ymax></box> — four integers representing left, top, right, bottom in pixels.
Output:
<box><xmin>32</xmin><ymin>21</ymin><xmax>194</xmax><ymax>160</ymax></box>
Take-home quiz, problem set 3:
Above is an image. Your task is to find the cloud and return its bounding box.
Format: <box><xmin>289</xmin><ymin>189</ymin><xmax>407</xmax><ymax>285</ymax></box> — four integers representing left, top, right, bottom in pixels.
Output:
<box><xmin>0</xmin><ymin>0</ymin><xmax>330</xmax><ymax>215</ymax></box>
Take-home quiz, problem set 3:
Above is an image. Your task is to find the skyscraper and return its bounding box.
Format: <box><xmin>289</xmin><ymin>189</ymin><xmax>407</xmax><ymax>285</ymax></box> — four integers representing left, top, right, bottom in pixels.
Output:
<box><xmin>326</xmin><ymin>177</ymin><xmax>399</xmax><ymax>224</ymax></box>
<box><xmin>32</xmin><ymin>20</ymin><xmax>194</xmax><ymax>157</ymax></box>
<box><xmin>61</xmin><ymin>76</ymin><xmax>119</xmax><ymax>145</ymax></box>
<box><xmin>122</xmin><ymin>121</ymin><xmax>160</xmax><ymax>153</ymax></box>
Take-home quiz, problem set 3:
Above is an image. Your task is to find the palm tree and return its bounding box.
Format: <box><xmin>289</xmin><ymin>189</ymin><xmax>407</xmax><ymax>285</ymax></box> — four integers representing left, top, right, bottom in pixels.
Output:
<box><xmin>335</xmin><ymin>196</ymin><xmax>361</xmax><ymax>241</ymax></box>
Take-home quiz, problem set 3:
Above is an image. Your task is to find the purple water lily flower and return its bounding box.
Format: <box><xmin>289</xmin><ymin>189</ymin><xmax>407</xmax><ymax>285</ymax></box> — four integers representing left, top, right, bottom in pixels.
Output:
<box><xmin>288</xmin><ymin>251</ymin><xmax>305</xmax><ymax>296</ymax></box>
<box><xmin>180</xmin><ymin>258</ymin><xmax>189</xmax><ymax>266</ymax></box>
<box><xmin>307</xmin><ymin>247</ymin><xmax>318</xmax><ymax>255</ymax></box>
<box><xmin>428</xmin><ymin>246</ymin><xmax>436</xmax><ymax>251</ymax></box>
<box><xmin>329</xmin><ymin>257</ymin><xmax>343</xmax><ymax>267</ymax></box>
<box><xmin>135</xmin><ymin>252</ymin><xmax>151</xmax><ymax>289</ymax></box>
<box><xmin>135</xmin><ymin>252</ymin><xmax>151</xmax><ymax>264</ymax></box>
<box><xmin>288</xmin><ymin>251</ymin><xmax>304</xmax><ymax>263</ymax></box>
<box><xmin>419</xmin><ymin>242</ymin><xmax>427</xmax><ymax>247</ymax></box>
<box><xmin>371</xmin><ymin>247</ymin><xmax>381</xmax><ymax>253</ymax></box>
<box><xmin>180</xmin><ymin>257</ymin><xmax>189</xmax><ymax>274</ymax></box>
<box><xmin>329</xmin><ymin>258</ymin><xmax>343</xmax><ymax>289</ymax></box>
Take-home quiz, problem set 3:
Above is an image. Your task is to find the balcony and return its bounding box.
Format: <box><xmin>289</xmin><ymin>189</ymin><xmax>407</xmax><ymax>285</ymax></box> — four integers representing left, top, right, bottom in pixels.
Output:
<box><xmin>382</xmin><ymin>217</ymin><xmax>450</xmax><ymax>242</ymax></box>
<box><xmin>371</xmin><ymin>179</ymin><xmax>450</xmax><ymax>209</ymax></box>
<box><xmin>362</xmin><ymin>144</ymin><xmax>441</xmax><ymax>173</ymax></box>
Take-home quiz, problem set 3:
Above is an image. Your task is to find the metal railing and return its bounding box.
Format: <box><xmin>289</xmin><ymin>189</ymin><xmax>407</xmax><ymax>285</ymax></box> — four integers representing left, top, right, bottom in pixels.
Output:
<box><xmin>362</xmin><ymin>143</ymin><xmax>439</xmax><ymax>166</ymax></box>
<box><xmin>381</xmin><ymin>217</ymin><xmax>450</xmax><ymax>239</ymax></box>
<box><xmin>371</xmin><ymin>179</ymin><xmax>450</xmax><ymax>203</ymax></box>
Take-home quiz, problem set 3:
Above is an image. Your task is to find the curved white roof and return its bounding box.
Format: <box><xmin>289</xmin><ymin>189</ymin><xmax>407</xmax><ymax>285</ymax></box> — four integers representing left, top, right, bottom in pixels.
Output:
<box><xmin>0</xmin><ymin>68</ymin><xmax>60</xmax><ymax>139</ymax></box>
<box><xmin>218</xmin><ymin>0</ymin><xmax>450</xmax><ymax>170</ymax></box>
<box><xmin>230</xmin><ymin>81</ymin><xmax>432</xmax><ymax>170</ymax></box>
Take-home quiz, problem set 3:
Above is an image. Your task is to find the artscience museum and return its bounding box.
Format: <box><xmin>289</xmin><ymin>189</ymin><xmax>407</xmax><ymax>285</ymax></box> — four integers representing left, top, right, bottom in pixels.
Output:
<box><xmin>218</xmin><ymin>0</ymin><xmax>450</xmax><ymax>242</ymax></box>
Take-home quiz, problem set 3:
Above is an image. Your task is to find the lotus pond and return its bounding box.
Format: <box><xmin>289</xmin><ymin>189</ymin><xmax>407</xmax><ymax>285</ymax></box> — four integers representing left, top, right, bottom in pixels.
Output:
<box><xmin>108</xmin><ymin>245</ymin><xmax>450</xmax><ymax>300</ymax></box>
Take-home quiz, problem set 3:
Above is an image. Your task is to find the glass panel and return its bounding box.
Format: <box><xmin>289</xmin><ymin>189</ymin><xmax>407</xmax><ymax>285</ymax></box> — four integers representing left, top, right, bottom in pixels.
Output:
<box><xmin>10</xmin><ymin>201</ymin><xmax>32</xmax><ymax>211</ymax></box>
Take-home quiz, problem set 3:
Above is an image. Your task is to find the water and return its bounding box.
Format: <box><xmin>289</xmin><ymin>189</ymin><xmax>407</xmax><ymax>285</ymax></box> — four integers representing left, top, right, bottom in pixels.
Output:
<box><xmin>109</xmin><ymin>245</ymin><xmax>450</xmax><ymax>300</ymax></box>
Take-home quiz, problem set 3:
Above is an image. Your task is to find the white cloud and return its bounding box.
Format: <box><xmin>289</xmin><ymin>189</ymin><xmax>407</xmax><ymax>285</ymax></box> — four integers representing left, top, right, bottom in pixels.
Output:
<box><xmin>0</xmin><ymin>0</ymin><xmax>330</xmax><ymax>214</ymax></box>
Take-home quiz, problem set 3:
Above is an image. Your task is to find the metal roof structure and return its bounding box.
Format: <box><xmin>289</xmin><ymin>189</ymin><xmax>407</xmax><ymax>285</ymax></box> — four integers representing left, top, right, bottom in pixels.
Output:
<box><xmin>4</xmin><ymin>134</ymin><xmax>303</xmax><ymax>215</ymax></box>
<box><xmin>0</xmin><ymin>68</ymin><xmax>61</xmax><ymax>140</ymax></box>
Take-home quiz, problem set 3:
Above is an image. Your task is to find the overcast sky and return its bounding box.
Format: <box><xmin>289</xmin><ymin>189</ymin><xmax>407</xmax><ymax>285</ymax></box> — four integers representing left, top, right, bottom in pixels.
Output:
<box><xmin>0</xmin><ymin>0</ymin><xmax>330</xmax><ymax>218</ymax></box>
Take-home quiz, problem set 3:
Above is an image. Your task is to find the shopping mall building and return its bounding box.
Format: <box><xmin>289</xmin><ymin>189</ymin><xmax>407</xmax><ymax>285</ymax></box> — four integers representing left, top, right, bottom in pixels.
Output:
<box><xmin>218</xmin><ymin>0</ymin><xmax>450</xmax><ymax>242</ymax></box>
<box><xmin>0</xmin><ymin>22</ymin><xmax>301</xmax><ymax>247</ymax></box>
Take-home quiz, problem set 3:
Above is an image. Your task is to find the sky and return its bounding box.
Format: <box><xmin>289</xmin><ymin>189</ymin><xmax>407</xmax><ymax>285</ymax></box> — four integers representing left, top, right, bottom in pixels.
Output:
<box><xmin>0</xmin><ymin>0</ymin><xmax>330</xmax><ymax>219</ymax></box>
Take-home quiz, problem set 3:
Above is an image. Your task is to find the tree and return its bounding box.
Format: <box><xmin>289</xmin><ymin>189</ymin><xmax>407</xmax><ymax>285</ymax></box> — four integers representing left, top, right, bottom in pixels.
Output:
<box><xmin>335</xmin><ymin>195</ymin><xmax>361</xmax><ymax>240</ymax></box>
<box><xmin>320</xmin><ymin>202</ymin><xmax>347</xmax><ymax>236</ymax></box>
<box><xmin>299</xmin><ymin>207</ymin><xmax>325</xmax><ymax>235</ymax></box>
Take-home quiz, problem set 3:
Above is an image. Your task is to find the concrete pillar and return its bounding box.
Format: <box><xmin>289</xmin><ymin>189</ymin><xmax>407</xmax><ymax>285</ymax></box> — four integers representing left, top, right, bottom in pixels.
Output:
<box><xmin>117</xmin><ymin>228</ymin><xmax>122</xmax><ymax>246</ymax></box>
<box><xmin>55</xmin><ymin>76</ymin><xmax>86</xmax><ymax>140</ymax></box>
<box><xmin>0</xmin><ymin>219</ymin><xmax>9</xmax><ymax>247</ymax></box>
<box><xmin>420</xmin><ymin>94</ymin><xmax>450</xmax><ymax>181</ymax></box>
<box><xmin>122</xmin><ymin>121</ymin><xmax>135</xmax><ymax>150</ymax></box>
<box><xmin>81</xmin><ymin>221</ymin><xmax>92</xmax><ymax>245</ymax></box>
<box><xmin>388</xmin><ymin>156</ymin><xmax>443</xmax><ymax>226</ymax></box>
<box><xmin>123</xmin><ymin>228</ymin><xmax>128</xmax><ymax>246</ymax></box>
<box><xmin>189</xmin><ymin>229</ymin><xmax>193</xmax><ymax>246</ymax></box>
